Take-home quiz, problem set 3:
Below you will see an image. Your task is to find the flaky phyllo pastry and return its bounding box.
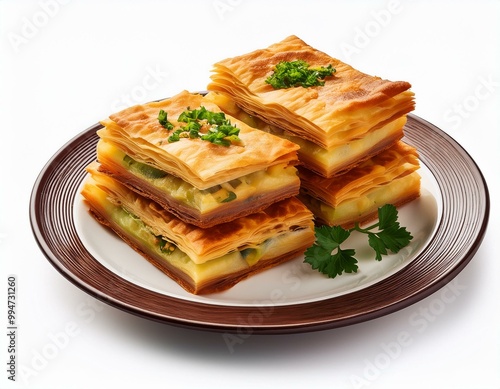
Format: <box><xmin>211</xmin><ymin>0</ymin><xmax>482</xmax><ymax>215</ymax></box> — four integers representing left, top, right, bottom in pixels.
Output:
<box><xmin>81</xmin><ymin>36</ymin><xmax>422</xmax><ymax>295</ymax></box>
<box><xmin>81</xmin><ymin>165</ymin><xmax>315</xmax><ymax>295</ymax></box>
<box><xmin>298</xmin><ymin>142</ymin><xmax>421</xmax><ymax>228</ymax></box>
<box><xmin>96</xmin><ymin>90</ymin><xmax>301</xmax><ymax>228</ymax></box>
<box><xmin>208</xmin><ymin>35</ymin><xmax>415</xmax><ymax>177</ymax></box>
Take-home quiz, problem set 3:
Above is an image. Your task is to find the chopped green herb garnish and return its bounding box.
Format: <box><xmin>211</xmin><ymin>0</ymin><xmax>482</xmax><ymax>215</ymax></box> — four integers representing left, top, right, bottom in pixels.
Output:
<box><xmin>158</xmin><ymin>106</ymin><xmax>242</xmax><ymax>147</ymax></box>
<box><xmin>201</xmin><ymin>123</ymin><xmax>240</xmax><ymax>147</ymax></box>
<box><xmin>158</xmin><ymin>109</ymin><xmax>174</xmax><ymax>130</ymax></box>
<box><xmin>167</xmin><ymin>129</ymin><xmax>184</xmax><ymax>143</ymax></box>
<box><xmin>265</xmin><ymin>60</ymin><xmax>335</xmax><ymax>89</ymax></box>
<box><xmin>304</xmin><ymin>204</ymin><xmax>413</xmax><ymax>279</ymax></box>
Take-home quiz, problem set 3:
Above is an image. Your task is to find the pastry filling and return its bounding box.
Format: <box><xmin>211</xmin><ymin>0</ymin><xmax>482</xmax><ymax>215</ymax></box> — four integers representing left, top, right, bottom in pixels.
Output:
<box><xmin>205</xmin><ymin>91</ymin><xmax>407</xmax><ymax>177</ymax></box>
<box><xmin>97</xmin><ymin>139</ymin><xmax>299</xmax><ymax>214</ymax></box>
<box><xmin>81</xmin><ymin>178</ymin><xmax>315</xmax><ymax>291</ymax></box>
<box><xmin>299</xmin><ymin>172</ymin><xmax>421</xmax><ymax>227</ymax></box>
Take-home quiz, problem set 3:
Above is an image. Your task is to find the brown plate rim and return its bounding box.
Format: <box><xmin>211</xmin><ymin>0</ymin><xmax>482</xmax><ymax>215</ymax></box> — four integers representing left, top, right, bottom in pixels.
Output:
<box><xmin>29</xmin><ymin>113</ymin><xmax>490</xmax><ymax>334</ymax></box>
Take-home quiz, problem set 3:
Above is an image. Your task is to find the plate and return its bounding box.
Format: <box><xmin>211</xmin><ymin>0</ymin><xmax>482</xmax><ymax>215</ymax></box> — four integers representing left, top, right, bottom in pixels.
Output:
<box><xmin>30</xmin><ymin>114</ymin><xmax>490</xmax><ymax>334</ymax></box>
<box><xmin>73</xmin><ymin>164</ymin><xmax>440</xmax><ymax>307</ymax></box>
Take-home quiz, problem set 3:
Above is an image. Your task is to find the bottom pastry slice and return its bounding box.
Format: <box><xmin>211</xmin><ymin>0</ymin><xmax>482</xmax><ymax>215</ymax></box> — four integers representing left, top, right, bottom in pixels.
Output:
<box><xmin>81</xmin><ymin>163</ymin><xmax>315</xmax><ymax>295</ymax></box>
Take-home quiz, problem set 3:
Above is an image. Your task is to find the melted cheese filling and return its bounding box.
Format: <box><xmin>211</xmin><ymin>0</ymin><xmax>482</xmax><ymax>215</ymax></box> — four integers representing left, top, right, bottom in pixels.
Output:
<box><xmin>299</xmin><ymin>141</ymin><xmax>420</xmax><ymax>207</ymax></box>
<box><xmin>82</xmin><ymin>180</ymin><xmax>313</xmax><ymax>287</ymax></box>
<box><xmin>267</xmin><ymin>117</ymin><xmax>406</xmax><ymax>177</ymax></box>
<box><xmin>97</xmin><ymin>140</ymin><xmax>299</xmax><ymax>214</ymax></box>
<box><xmin>299</xmin><ymin>172</ymin><xmax>421</xmax><ymax>227</ymax></box>
<box><xmin>205</xmin><ymin>92</ymin><xmax>407</xmax><ymax>177</ymax></box>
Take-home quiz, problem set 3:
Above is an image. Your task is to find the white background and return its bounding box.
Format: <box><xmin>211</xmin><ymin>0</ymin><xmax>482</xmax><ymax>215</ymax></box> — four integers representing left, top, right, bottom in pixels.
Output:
<box><xmin>1</xmin><ymin>1</ymin><xmax>499</xmax><ymax>388</ymax></box>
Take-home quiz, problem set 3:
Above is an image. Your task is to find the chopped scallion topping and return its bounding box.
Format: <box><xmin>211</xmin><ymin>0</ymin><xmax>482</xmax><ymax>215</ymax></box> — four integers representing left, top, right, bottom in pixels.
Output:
<box><xmin>158</xmin><ymin>106</ymin><xmax>242</xmax><ymax>147</ymax></box>
<box><xmin>265</xmin><ymin>60</ymin><xmax>335</xmax><ymax>89</ymax></box>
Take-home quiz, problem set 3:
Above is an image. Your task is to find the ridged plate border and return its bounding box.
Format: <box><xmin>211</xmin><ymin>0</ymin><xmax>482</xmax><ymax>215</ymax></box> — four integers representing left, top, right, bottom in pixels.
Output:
<box><xmin>29</xmin><ymin>114</ymin><xmax>490</xmax><ymax>334</ymax></box>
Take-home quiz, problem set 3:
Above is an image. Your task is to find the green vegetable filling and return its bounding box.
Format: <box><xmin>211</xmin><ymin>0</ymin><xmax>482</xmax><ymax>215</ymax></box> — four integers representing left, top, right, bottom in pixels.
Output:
<box><xmin>156</xmin><ymin>235</ymin><xmax>176</xmax><ymax>254</ymax></box>
<box><xmin>121</xmin><ymin>154</ymin><xmax>238</xmax><ymax>204</ymax></box>
<box><xmin>123</xmin><ymin>155</ymin><xmax>167</xmax><ymax>179</ymax></box>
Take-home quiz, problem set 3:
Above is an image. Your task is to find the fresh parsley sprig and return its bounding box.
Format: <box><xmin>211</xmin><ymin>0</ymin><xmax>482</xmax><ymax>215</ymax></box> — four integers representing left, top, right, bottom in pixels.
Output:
<box><xmin>304</xmin><ymin>204</ymin><xmax>413</xmax><ymax>279</ymax></box>
<box><xmin>265</xmin><ymin>60</ymin><xmax>335</xmax><ymax>89</ymax></box>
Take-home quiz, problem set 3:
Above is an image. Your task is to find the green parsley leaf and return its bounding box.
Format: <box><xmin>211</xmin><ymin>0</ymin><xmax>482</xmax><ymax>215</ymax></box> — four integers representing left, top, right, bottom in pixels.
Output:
<box><xmin>331</xmin><ymin>248</ymin><xmax>358</xmax><ymax>275</ymax></box>
<box><xmin>304</xmin><ymin>229</ymin><xmax>358</xmax><ymax>278</ymax></box>
<box><xmin>378</xmin><ymin>203</ymin><xmax>398</xmax><ymax>229</ymax></box>
<box><xmin>373</xmin><ymin>224</ymin><xmax>413</xmax><ymax>254</ymax></box>
<box><xmin>315</xmin><ymin>225</ymin><xmax>350</xmax><ymax>253</ymax></box>
<box><xmin>304</xmin><ymin>204</ymin><xmax>413</xmax><ymax>278</ymax></box>
<box><xmin>265</xmin><ymin>60</ymin><xmax>335</xmax><ymax>89</ymax></box>
<box><xmin>367</xmin><ymin>234</ymin><xmax>388</xmax><ymax>261</ymax></box>
<box><xmin>304</xmin><ymin>225</ymin><xmax>358</xmax><ymax>278</ymax></box>
<box><xmin>361</xmin><ymin>205</ymin><xmax>413</xmax><ymax>260</ymax></box>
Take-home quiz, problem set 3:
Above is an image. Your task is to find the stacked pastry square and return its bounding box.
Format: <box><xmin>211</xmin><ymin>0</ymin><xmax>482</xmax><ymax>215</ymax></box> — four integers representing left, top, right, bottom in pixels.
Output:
<box><xmin>208</xmin><ymin>35</ymin><xmax>421</xmax><ymax>227</ymax></box>
<box><xmin>81</xmin><ymin>90</ymin><xmax>315</xmax><ymax>294</ymax></box>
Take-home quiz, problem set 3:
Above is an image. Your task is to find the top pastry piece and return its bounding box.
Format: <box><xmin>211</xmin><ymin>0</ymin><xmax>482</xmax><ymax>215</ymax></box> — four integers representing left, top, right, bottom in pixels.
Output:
<box><xmin>208</xmin><ymin>35</ymin><xmax>414</xmax><ymax>150</ymax></box>
<box><xmin>96</xmin><ymin>90</ymin><xmax>301</xmax><ymax>227</ymax></box>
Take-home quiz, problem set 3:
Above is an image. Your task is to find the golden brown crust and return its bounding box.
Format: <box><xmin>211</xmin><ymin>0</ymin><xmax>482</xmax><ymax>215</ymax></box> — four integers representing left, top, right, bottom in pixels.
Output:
<box><xmin>88</xmin><ymin>207</ymin><xmax>313</xmax><ymax>295</ymax></box>
<box><xmin>208</xmin><ymin>35</ymin><xmax>415</xmax><ymax>149</ymax></box>
<box><xmin>296</xmin><ymin>141</ymin><xmax>421</xmax><ymax>228</ymax></box>
<box><xmin>299</xmin><ymin>141</ymin><xmax>420</xmax><ymax>207</ymax></box>
<box><xmin>215</xmin><ymin>35</ymin><xmax>411</xmax><ymax>107</ymax></box>
<box><xmin>99</xmin><ymin>90</ymin><xmax>299</xmax><ymax>189</ymax></box>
